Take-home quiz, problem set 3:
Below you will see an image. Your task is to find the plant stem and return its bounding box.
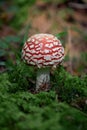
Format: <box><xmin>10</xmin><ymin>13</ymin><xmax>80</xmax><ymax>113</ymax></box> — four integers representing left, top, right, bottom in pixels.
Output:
<box><xmin>36</xmin><ymin>68</ymin><xmax>50</xmax><ymax>92</ymax></box>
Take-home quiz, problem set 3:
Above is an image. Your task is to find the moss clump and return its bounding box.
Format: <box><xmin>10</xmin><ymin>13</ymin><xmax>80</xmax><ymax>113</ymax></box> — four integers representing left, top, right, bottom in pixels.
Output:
<box><xmin>52</xmin><ymin>66</ymin><xmax>87</xmax><ymax>113</ymax></box>
<box><xmin>8</xmin><ymin>61</ymin><xmax>36</xmax><ymax>92</ymax></box>
<box><xmin>0</xmin><ymin>63</ymin><xmax>87</xmax><ymax>130</ymax></box>
<box><xmin>53</xmin><ymin>66</ymin><xmax>87</xmax><ymax>102</ymax></box>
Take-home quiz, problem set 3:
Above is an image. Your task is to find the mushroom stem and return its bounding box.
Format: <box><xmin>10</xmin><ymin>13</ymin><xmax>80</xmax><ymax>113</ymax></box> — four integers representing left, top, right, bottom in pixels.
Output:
<box><xmin>36</xmin><ymin>68</ymin><xmax>50</xmax><ymax>92</ymax></box>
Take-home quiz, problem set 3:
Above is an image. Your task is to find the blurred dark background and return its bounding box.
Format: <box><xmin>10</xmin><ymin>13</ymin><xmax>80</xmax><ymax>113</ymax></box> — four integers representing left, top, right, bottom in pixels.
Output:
<box><xmin>0</xmin><ymin>0</ymin><xmax>87</xmax><ymax>75</ymax></box>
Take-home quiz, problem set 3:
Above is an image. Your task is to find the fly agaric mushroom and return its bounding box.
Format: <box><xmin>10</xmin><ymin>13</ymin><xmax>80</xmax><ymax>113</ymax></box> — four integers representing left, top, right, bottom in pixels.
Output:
<box><xmin>22</xmin><ymin>34</ymin><xmax>64</xmax><ymax>92</ymax></box>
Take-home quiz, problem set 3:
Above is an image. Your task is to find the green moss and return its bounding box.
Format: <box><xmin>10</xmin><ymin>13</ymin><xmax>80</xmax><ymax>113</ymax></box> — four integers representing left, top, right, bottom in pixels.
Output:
<box><xmin>0</xmin><ymin>63</ymin><xmax>87</xmax><ymax>130</ymax></box>
<box><xmin>0</xmin><ymin>90</ymin><xmax>87</xmax><ymax>130</ymax></box>
<box><xmin>8</xmin><ymin>61</ymin><xmax>36</xmax><ymax>92</ymax></box>
<box><xmin>0</xmin><ymin>73</ymin><xmax>10</xmax><ymax>93</ymax></box>
<box><xmin>52</xmin><ymin>66</ymin><xmax>87</xmax><ymax>103</ymax></box>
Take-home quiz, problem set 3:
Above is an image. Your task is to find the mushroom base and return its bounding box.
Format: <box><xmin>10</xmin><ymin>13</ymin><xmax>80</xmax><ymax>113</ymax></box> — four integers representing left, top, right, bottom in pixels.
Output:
<box><xmin>36</xmin><ymin>68</ymin><xmax>50</xmax><ymax>92</ymax></box>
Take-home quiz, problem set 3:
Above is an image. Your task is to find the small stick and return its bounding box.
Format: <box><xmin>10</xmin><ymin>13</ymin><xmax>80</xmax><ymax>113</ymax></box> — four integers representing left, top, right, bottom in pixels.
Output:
<box><xmin>69</xmin><ymin>2</ymin><xmax>87</xmax><ymax>9</ymax></box>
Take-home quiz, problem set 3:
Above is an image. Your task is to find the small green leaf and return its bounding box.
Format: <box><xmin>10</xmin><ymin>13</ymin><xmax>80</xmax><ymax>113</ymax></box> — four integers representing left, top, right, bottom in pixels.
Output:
<box><xmin>4</xmin><ymin>36</ymin><xmax>21</xmax><ymax>43</ymax></box>
<box><xmin>56</xmin><ymin>31</ymin><xmax>67</xmax><ymax>38</ymax></box>
<box><xmin>0</xmin><ymin>61</ymin><xmax>5</xmax><ymax>66</ymax></box>
<box><xmin>0</xmin><ymin>50</ymin><xmax>6</xmax><ymax>57</ymax></box>
<box><xmin>0</xmin><ymin>40</ymin><xmax>9</xmax><ymax>49</ymax></box>
<box><xmin>23</xmin><ymin>25</ymin><xmax>31</xmax><ymax>43</ymax></box>
<box><xmin>7</xmin><ymin>6</ymin><xmax>19</xmax><ymax>13</ymax></box>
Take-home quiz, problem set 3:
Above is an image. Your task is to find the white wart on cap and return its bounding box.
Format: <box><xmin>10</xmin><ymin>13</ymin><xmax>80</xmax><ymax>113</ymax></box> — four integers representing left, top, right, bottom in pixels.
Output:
<box><xmin>22</xmin><ymin>34</ymin><xmax>64</xmax><ymax>68</ymax></box>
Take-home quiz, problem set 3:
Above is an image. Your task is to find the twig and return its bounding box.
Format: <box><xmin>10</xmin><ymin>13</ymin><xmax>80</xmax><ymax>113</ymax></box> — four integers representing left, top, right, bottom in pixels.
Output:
<box><xmin>67</xmin><ymin>26</ymin><xmax>73</xmax><ymax>74</ymax></box>
<box><xmin>69</xmin><ymin>2</ymin><xmax>87</xmax><ymax>9</ymax></box>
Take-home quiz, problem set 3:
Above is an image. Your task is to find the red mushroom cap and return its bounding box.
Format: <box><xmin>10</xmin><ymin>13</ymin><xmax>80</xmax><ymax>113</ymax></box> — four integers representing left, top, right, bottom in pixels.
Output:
<box><xmin>22</xmin><ymin>34</ymin><xmax>64</xmax><ymax>68</ymax></box>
